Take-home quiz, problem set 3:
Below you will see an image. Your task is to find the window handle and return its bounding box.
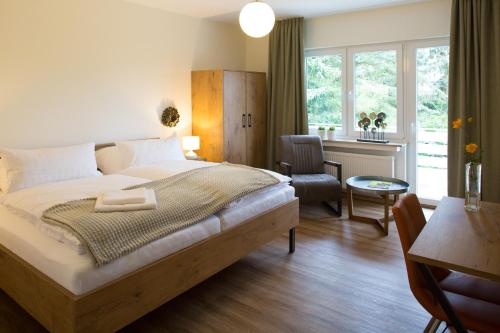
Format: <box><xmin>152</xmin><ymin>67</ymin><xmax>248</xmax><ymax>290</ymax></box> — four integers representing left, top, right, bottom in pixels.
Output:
<box><xmin>248</xmin><ymin>114</ymin><xmax>252</xmax><ymax>128</ymax></box>
<box><xmin>242</xmin><ymin>114</ymin><xmax>246</xmax><ymax>128</ymax></box>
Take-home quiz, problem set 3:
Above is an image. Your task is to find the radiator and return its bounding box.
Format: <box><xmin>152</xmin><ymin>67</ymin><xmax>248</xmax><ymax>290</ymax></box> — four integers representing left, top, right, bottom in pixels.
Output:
<box><xmin>324</xmin><ymin>151</ymin><xmax>395</xmax><ymax>187</ymax></box>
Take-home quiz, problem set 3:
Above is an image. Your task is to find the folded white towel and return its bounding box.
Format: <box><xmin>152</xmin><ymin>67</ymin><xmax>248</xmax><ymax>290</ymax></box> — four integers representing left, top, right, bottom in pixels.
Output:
<box><xmin>101</xmin><ymin>188</ymin><xmax>146</xmax><ymax>205</ymax></box>
<box><xmin>95</xmin><ymin>189</ymin><xmax>157</xmax><ymax>212</ymax></box>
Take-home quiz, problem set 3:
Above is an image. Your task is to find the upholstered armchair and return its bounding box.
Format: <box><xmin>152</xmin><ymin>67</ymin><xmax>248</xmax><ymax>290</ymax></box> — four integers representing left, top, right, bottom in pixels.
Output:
<box><xmin>277</xmin><ymin>135</ymin><xmax>342</xmax><ymax>216</ymax></box>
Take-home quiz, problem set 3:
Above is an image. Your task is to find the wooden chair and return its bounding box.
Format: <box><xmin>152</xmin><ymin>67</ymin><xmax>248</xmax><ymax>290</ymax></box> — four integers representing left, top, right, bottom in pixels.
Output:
<box><xmin>277</xmin><ymin>135</ymin><xmax>342</xmax><ymax>216</ymax></box>
<box><xmin>392</xmin><ymin>194</ymin><xmax>500</xmax><ymax>333</ymax></box>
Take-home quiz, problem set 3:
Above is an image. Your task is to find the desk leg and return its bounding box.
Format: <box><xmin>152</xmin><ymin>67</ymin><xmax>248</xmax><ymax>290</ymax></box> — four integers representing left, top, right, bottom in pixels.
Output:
<box><xmin>347</xmin><ymin>187</ymin><xmax>354</xmax><ymax>218</ymax></box>
<box><xmin>383</xmin><ymin>193</ymin><xmax>389</xmax><ymax>235</ymax></box>
<box><xmin>289</xmin><ymin>228</ymin><xmax>295</xmax><ymax>253</ymax></box>
<box><xmin>417</xmin><ymin>263</ymin><xmax>467</xmax><ymax>333</ymax></box>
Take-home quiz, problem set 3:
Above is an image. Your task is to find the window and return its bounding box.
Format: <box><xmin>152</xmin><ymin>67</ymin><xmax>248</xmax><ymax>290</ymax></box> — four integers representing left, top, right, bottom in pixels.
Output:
<box><xmin>306</xmin><ymin>53</ymin><xmax>344</xmax><ymax>131</ymax></box>
<box><xmin>305</xmin><ymin>44</ymin><xmax>403</xmax><ymax>138</ymax></box>
<box><xmin>413</xmin><ymin>43</ymin><xmax>450</xmax><ymax>202</ymax></box>
<box><xmin>352</xmin><ymin>50</ymin><xmax>398</xmax><ymax>133</ymax></box>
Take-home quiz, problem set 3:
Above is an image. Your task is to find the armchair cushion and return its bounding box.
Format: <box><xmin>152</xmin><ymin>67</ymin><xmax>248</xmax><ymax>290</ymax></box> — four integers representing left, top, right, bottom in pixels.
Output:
<box><xmin>279</xmin><ymin>135</ymin><xmax>325</xmax><ymax>174</ymax></box>
<box><xmin>292</xmin><ymin>174</ymin><xmax>341</xmax><ymax>204</ymax></box>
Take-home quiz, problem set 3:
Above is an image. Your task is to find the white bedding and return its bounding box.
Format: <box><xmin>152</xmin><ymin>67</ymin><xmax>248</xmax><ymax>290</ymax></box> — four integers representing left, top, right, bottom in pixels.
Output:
<box><xmin>117</xmin><ymin>159</ymin><xmax>218</xmax><ymax>179</ymax></box>
<box><xmin>218</xmin><ymin>184</ymin><xmax>295</xmax><ymax>230</ymax></box>
<box><xmin>0</xmin><ymin>143</ymin><xmax>101</xmax><ymax>193</ymax></box>
<box><xmin>0</xmin><ymin>175</ymin><xmax>149</xmax><ymax>222</ymax></box>
<box><xmin>0</xmin><ymin>160</ymin><xmax>295</xmax><ymax>295</ymax></box>
<box><xmin>117</xmin><ymin>160</ymin><xmax>291</xmax><ymax>184</ymax></box>
<box><xmin>0</xmin><ymin>205</ymin><xmax>220</xmax><ymax>295</ymax></box>
<box><xmin>117</xmin><ymin>160</ymin><xmax>292</xmax><ymax>209</ymax></box>
<box><xmin>116</xmin><ymin>160</ymin><xmax>295</xmax><ymax>230</ymax></box>
<box><xmin>0</xmin><ymin>175</ymin><xmax>151</xmax><ymax>254</ymax></box>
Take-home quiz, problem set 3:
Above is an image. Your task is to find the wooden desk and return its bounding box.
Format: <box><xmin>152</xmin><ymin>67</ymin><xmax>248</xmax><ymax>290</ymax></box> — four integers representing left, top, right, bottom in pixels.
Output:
<box><xmin>409</xmin><ymin>196</ymin><xmax>500</xmax><ymax>282</ymax></box>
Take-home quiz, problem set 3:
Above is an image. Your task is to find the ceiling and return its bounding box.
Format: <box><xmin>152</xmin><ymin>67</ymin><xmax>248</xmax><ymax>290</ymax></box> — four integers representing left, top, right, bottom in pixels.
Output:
<box><xmin>124</xmin><ymin>0</ymin><xmax>427</xmax><ymax>21</ymax></box>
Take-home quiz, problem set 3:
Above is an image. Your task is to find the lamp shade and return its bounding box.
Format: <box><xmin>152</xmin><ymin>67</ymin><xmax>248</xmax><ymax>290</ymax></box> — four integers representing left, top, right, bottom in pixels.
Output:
<box><xmin>239</xmin><ymin>1</ymin><xmax>275</xmax><ymax>38</ymax></box>
<box><xmin>182</xmin><ymin>136</ymin><xmax>200</xmax><ymax>151</ymax></box>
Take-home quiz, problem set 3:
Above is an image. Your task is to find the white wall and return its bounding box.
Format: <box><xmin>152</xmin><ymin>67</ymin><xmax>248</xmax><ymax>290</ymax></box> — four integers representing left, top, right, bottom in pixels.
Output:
<box><xmin>245</xmin><ymin>35</ymin><xmax>269</xmax><ymax>73</ymax></box>
<box><xmin>305</xmin><ymin>0</ymin><xmax>451</xmax><ymax>49</ymax></box>
<box><xmin>0</xmin><ymin>0</ymin><xmax>246</xmax><ymax>148</ymax></box>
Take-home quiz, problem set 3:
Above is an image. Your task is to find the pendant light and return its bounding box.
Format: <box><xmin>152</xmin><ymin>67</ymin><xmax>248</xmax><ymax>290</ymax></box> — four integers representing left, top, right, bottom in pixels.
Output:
<box><xmin>239</xmin><ymin>1</ymin><xmax>275</xmax><ymax>38</ymax></box>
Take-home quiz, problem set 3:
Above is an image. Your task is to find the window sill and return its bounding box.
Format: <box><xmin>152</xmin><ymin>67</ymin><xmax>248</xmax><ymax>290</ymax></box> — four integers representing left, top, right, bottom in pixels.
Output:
<box><xmin>322</xmin><ymin>138</ymin><xmax>406</xmax><ymax>152</ymax></box>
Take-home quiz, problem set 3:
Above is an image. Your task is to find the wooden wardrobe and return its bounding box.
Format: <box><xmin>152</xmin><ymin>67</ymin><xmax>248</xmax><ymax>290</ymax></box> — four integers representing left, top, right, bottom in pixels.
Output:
<box><xmin>192</xmin><ymin>70</ymin><xmax>267</xmax><ymax>168</ymax></box>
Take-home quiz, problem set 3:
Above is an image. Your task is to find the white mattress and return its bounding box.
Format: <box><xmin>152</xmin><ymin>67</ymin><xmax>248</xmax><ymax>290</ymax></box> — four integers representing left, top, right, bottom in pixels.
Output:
<box><xmin>0</xmin><ymin>205</ymin><xmax>220</xmax><ymax>295</ymax></box>
<box><xmin>0</xmin><ymin>162</ymin><xmax>295</xmax><ymax>295</ymax></box>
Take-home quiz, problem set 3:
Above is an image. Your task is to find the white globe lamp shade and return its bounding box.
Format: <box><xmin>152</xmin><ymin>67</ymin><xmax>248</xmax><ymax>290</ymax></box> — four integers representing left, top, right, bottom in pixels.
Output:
<box><xmin>239</xmin><ymin>1</ymin><xmax>275</xmax><ymax>38</ymax></box>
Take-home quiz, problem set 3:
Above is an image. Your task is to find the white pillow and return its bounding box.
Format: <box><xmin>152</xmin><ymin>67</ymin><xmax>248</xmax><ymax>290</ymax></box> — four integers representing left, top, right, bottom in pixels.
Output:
<box><xmin>116</xmin><ymin>135</ymin><xmax>186</xmax><ymax>168</ymax></box>
<box><xmin>95</xmin><ymin>146</ymin><xmax>125</xmax><ymax>174</ymax></box>
<box><xmin>0</xmin><ymin>143</ymin><xmax>101</xmax><ymax>193</ymax></box>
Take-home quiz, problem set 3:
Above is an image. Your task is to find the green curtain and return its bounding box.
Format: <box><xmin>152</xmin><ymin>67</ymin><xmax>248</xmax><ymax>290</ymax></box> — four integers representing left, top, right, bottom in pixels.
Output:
<box><xmin>448</xmin><ymin>0</ymin><xmax>500</xmax><ymax>202</ymax></box>
<box><xmin>266</xmin><ymin>17</ymin><xmax>308</xmax><ymax>169</ymax></box>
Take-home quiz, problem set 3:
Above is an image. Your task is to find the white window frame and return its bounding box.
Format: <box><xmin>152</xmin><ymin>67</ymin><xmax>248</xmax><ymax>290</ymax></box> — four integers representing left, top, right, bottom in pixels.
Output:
<box><xmin>305</xmin><ymin>47</ymin><xmax>347</xmax><ymax>137</ymax></box>
<box><xmin>346</xmin><ymin>43</ymin><xmax>405</xmax><ymax>139</ymax></box>
<box><xmin>405</xmin><ymin>38</ymin><xmax>450</xmax><ymax>205</ymax></box>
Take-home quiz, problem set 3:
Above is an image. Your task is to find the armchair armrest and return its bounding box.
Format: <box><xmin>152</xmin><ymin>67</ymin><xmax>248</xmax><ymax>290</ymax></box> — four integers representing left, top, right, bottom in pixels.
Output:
<box><xmin>276</xmin><ymin>161</ymin><xmax>292</xmax><ymax>178</ymax></box>
<box><xmin>324</xmin><ymin>160</ymin><xmax>342</xmax><ymax>186</ymax></box>
<box><xmin>324</xmin><ymin>160</ymin><xmax>341</xmax><ymax>168</ymax></box>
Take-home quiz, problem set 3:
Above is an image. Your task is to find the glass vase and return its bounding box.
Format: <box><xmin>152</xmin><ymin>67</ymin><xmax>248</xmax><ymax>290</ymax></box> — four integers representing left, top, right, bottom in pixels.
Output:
<box><xmin>465</xmin><ymin>162</ymin><xmax>481</xmax><ymax>212</ymax></box>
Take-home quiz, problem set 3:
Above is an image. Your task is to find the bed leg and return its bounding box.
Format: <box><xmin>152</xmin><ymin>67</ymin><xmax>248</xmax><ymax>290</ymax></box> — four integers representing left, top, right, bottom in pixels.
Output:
<box><xmin>289</xmin><ymin>228</ymin><xmax>296</xmax><ymax>253</ymax></box>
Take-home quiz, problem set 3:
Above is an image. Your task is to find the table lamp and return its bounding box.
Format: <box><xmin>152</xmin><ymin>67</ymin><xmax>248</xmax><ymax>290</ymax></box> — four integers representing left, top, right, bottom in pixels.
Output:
<box><xmin>182</xmin><ymin>136</ymin><xmax>200</xmax><ymax>158</ymax></box>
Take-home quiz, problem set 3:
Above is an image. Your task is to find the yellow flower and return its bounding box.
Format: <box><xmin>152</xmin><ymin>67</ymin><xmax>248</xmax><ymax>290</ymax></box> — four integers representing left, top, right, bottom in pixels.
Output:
<box><xmin>452</xmin><ymin>118</ymin><xmax>462</xmax><ymax>129</ymax></box>
<box><xmin>465</xmin><ymin>143</ymin><xmax>478</xmax><ymax>154</ymax></box>
<box><xmin>467</xmin><ymin>117</ymin><xmax>473</xmax><ymax>123</ymax></box>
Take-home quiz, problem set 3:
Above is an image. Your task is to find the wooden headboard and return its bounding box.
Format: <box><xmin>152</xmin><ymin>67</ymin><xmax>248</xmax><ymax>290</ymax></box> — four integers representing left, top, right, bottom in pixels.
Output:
<box><xmin>95</xmin><ymin>137</ymin><xmax>160</xmax><ymax>151</ymax></box>
<box><xmin>95</xmin><ymin>143</ymin><xmax>115</xmax><ymax>151</ymax></box>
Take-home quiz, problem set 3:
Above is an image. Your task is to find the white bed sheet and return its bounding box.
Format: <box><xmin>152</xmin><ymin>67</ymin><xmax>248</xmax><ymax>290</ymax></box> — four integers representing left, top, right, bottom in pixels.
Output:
<box><xmin>0</xmin><ymin>174</ymin><xmax>154</xmax><ymax>254</ymax></box>
<box><xmin>117</xmin><ymin>159</ymin><xmax>218</xmax><ymax>180</ymax></box>
<box><xmin>117</xmin><ymin>160</ymin><xmax>292</xmax><ymax>186</ymax></box>
<box><xmin>0</xmin><ymin>175</ymin><xmax>149</xmax><ymax>223</ymax></box>
<box><xmin>0</xmin><ymin>206</ymin><xmax>220</xmax><ymax>295</ymax></box>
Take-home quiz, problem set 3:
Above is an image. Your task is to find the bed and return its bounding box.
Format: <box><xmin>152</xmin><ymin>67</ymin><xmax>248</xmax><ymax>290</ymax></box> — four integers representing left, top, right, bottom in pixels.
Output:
<box><xmin>0</xmin><ymin>143</ymin><xmax>299</xmax><ymax>332</ymax></box>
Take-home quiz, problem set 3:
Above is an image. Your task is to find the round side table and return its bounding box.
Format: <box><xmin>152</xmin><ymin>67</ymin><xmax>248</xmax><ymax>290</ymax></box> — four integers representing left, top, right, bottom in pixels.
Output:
<box><xmin>346</xmin><ymin>176</ymin><xmax>409</xmax><ymax>235</ymax></box>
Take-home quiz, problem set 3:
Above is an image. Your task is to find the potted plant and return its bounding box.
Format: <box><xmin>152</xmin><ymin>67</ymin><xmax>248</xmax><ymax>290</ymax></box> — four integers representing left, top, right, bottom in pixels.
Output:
<box><xmin>317</xmin><ymin>126</ymin><xmax>325</xmax><ymax>139</ymax></box>
<box><xmin>327</xmin><ymin>126</ymin><xmax>335</xmax><ymax>140</ymax></box>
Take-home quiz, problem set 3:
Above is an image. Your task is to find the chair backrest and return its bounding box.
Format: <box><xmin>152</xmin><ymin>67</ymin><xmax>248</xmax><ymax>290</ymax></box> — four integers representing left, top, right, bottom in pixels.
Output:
<box><xmin>392</xmin><ymin>194</ymin><xmax>450</xmax><ymax>313</ymax></box>
<box><xmin>278</xmin><ymin>135</ymin><xmax>325</xmax><ymax>174</ymax></box>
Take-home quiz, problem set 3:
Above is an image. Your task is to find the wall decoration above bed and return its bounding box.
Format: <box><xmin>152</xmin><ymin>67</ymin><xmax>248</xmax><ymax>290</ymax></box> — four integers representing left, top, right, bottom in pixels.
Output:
<box><xmin>161</xmin><ymin>107</ymin><xmax>180</xmax><ymax>127</ymax></box>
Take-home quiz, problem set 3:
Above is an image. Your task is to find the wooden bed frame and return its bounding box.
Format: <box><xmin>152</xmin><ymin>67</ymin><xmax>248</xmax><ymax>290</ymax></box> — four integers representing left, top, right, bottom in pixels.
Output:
<box><xmin>0</xmin><ymin>176</ymin><xmax>299</xmax><ymax>332</ymax></box>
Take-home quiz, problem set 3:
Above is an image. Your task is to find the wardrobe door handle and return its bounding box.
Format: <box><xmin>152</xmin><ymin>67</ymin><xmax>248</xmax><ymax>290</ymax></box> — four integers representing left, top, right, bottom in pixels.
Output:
<box><xmin>248</xmin><ymin>114</ymin><xmax>252</xmax><ymax>128</ymax></box>
<box><xmin>242</xmin><ymin>114</ymin><xmax>246</xmax><ymax>128</ymax></box>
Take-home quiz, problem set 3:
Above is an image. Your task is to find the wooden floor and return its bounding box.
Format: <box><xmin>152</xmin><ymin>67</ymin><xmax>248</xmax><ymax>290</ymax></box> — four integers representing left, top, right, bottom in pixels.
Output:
<box><xmin>0</xmin><ymin>200</ymin><xmax>434</xmax><ymax>333</ymax></box>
